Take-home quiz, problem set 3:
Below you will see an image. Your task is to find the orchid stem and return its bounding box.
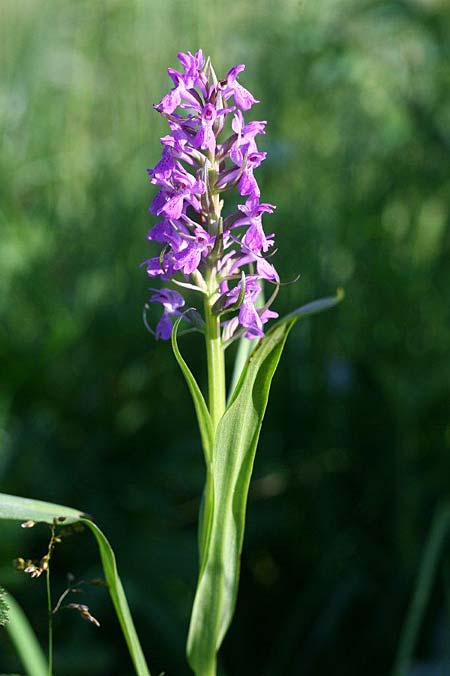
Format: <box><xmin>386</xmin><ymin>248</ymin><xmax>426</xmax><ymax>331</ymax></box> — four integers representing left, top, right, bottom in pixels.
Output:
<box><xmin>204</xmin><ymin>149</ymin><xmax>226</xmax><ymax>432</ymax></box>
<box><xmin>204</xmin><ymin>290</ymin><xmax>226</xmax><ymax>431</ymax></box>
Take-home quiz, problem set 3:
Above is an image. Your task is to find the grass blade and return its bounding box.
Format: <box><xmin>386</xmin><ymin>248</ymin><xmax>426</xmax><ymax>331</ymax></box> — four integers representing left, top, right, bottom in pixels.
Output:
<box><xmin>393</xmin><ymin>502</ymin><xmax>450</xmax><ymax>676</ymax></box>
<box><xmin>3</xmin><ymin>590</ymin><xmax>48</xmax><ymax>676</ymax></box>
<box><xmin>0</xmin><ymin>493</ymin><xmax>151</xmax><ymax>676</ymax></box>
<box><xmin>0</xmin><ymin>494</ymin><xmax>82</xmax><ymax>524</ymax></box>
<box><xmin>81</xmin><ymin>519</ymin><xmax>151</xmax><ymax>676</ymax></box>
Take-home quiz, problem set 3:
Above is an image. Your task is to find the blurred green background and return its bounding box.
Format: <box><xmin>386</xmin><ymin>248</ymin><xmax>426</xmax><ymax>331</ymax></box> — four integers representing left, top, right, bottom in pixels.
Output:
<box><xmin>1</xmin><ymin>0</ymin><xmax>449</xmax><ymax>674</ymax></box>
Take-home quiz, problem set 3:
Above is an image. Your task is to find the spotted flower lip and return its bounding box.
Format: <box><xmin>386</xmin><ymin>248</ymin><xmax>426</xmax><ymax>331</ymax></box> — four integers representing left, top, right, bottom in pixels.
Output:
<box><xmin>144</xmin><ymin>51</ymin><xmax>282</xmax><ymax>341</ymax></box>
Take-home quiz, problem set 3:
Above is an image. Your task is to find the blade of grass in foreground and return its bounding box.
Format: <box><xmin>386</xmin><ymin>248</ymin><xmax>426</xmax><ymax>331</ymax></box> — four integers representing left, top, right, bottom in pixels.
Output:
<box><xmin>393</xmin><ymin>502</ymin><xmax>450</xmax><ymax>676</ymax></box>
<box><xmin>3</xmin><ymin>590</ymin><xmax>48</xmax><ymax>676</ymax></box>
<box><xmin>0</xmin><ymin>492</ymin><xmax>152</xmax><ymax>676</ymax></box>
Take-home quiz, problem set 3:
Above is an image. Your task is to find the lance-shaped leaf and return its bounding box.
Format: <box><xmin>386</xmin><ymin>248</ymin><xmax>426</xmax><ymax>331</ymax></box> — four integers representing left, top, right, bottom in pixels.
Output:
<box><xmin>187</xmin><ymin>290</ymin><xmax>343</xmax><ymax>676</ymax></box>
<box><xmin>187</xmin><ymin>318</ymin><xmax>296</xmax><ymax>675</ymax></box>
<box><xmin>280</xmin><ymin>288</ymin><xmax>344</xmax><ymax>323</ymax></box>
<box><xmin>171</xmin><ymin>316</ymin><xmax>215</xmax><ymax>563</ymax></box>
<box><xmin>0</xmin><ymin>492</ymin><xmax>151</xmax><ymax>676</ymax></box>
<box><xmin>171</xmin><ymin>314</ymin><xmax>214</xmax><ymax>463</ymax></box>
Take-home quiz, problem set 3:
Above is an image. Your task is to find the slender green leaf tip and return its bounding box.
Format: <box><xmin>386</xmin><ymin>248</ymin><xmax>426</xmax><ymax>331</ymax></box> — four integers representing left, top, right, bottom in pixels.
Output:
<box><xmin>171</xmin><ymin>314</ymin><xmax>214</xmax><ymax>461</ymax></box>
<box><xmin>279</xmin><ymin>287</ymin><xmax>344</xmax><ymax>323</ymax></box>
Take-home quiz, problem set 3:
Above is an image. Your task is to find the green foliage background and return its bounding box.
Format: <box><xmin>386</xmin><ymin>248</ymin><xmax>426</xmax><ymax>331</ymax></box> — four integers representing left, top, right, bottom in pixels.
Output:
<box><xmin>0</xmin><ymin>0</ymin><xmax>449</xmax><ymax>674</ymax></box>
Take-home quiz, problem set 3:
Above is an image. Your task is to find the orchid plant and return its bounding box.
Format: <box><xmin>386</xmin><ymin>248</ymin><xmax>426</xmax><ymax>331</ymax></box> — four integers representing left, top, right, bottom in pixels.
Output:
<box><xmin>0</xmin><ymin>51</ymin><xmax>341</xmax><ymax>676</ymax></box>
<box><xmin>142</xmin><ymin>50</ymin><xmax>342</xmax><ymax>676</ymax></box>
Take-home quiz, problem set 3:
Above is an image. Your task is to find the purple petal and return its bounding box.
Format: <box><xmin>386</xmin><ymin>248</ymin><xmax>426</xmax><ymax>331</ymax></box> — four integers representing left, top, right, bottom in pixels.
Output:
<box><xmin>242</xmin><ymin>222</ymin><xmax>265</xmax><ymax>253</ymax></box>
<box><xmin>174</xmin><ymin>244</ymin><xmax>202</xmax><ymax>275</ymax></box>
<box><xmin>239</xmin><ymin>170</ymin><xmax>260</xmax><ymax>198</ymax></box>
<box><xmin>155</xmin><ymin>87</ymin><xmax>182</xmax><ymax>115</ymax></box>
<box><xmin>150</xmin><ymin>190</ymin><xmax>168</xmax><ymax>216</ymax></box>
<box><xmin>148</xmin><ymin>148</ymin><xmax>175</xmax><ymax>182</ymax></box>
<box><xmin>149</xmin><ymin>287</ymin><xmax>185</xmax><ymax>312</ymax></box>
<box><xmin>260</xmin><ymin>308</ymin><xmax>279</xmax><ymax>324</ymax></box>
<box><xmin>145</xmin><ymin>257</ymin><xmax>164</xmax><ymax>277</ymax></box>
<box><xmin>239</xmin><ymin>300</ymin><xmax>264</xmax><ymax>338</ymax></box>
<box><xmin>155</xmin><ymin>312</ymin><xmax>173</xmax><ymax>340</ymax></box>
<box><xmin>160</xmin><ymin>194</ymin><xmax>185</xmax><ymax>220</ymax></box>
<box><xmin>226</xmin><ymin>64</ymin><xmax>246</xmax><ymax>84</ymax></box>
<box><xmin>256</xmin><ymin>258</ymin><xmax>279</xmax><ymax>281</ymax></box>
<box><xmin>232</xmin><ymin>82</ymin><xmax>259</xmax><ymax>111</ymax></box>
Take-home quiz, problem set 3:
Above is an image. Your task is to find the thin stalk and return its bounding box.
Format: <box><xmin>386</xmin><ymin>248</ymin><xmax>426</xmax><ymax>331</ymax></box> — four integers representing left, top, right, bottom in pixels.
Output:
<box><xmin>196</xmin><ymin>150</ymin><xmax>225</xmax><ymax>676</ymax></box>
<box><xmin>203</xmin><ymin>291</ymin><xmax>226</xmax><ymax>431</ymax></box>
<box><xmin>203</xmin><ymin>149</ymin><xmax>226</xmax><ymax>431</ymax></box>
<box><xmin>46</xmin><ymin>567</ymin><xmax>53</xmax><ymax>676</ymax></box>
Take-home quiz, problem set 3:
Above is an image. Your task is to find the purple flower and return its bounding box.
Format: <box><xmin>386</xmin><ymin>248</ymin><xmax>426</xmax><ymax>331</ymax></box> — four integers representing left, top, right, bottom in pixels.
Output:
<box><xmin>230</xmin><ymin>111</ymin><xmax>265</xmax><ymax>164</ymax></box>
<box><xmin>150</xmin><ymin>166</ymin><xmax>205</xmax><ymax>220</ymax></box>
<box><xmin>144</xmin><ymin>52</ymin><xmax>283</xmax><ymax>341</ymax></box>
<box><xmin>147</xmin><ymin>219</ymin><xmax>188</xmax><ymax>251</ymax></box>
<box><xmin>176</xmin><ymin>50</ymin><xmax>205</xmax><ymax>88</ymax></box>
<box><xmin>239</xmin><ymin>300</ymin><xmax>264</xmax><ymax>338</ymax></box>
<box><xmin>173</xmin><ymin>226</ymin><xmax>213</xmax><ymax>275</ymax></box>
<box><xmin>148</xmin><ymin>148</ymin><xmax>176</xmax><ymax>182</ymax></box>
<box><xmin>155</xmin><ymin>87</ymin><xmax>182</xmax><ymax>115</ymax></box>
<box><xmin>193</xmin><ymin>103</ymin><xmax>218</xmax><ymax>153</ymax></box>
<box><xmin>221</xmin><ymin>65</ymin><xmax>259</xmax><ymax>111</ymax></box>
<box><xmin>149</xmin><ymin>288</ymin><xmax>185</xmax><ymax>340</ymax></box>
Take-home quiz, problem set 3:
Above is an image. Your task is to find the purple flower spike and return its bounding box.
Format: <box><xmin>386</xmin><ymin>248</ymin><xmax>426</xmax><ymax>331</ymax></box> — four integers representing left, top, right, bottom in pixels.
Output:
<box><xmin>144</xmin><ymin>51</ymin><xmax>283</xmax><ymax>342</ymax></box>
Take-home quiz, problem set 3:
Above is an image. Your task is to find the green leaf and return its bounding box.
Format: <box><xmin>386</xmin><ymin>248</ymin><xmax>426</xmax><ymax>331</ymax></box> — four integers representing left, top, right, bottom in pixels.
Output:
<box><xmin>187</xmin><ymin>318</ymin><xmax>296</xmax><ymax>675</ymax></box>
<box><xmin>0</xmin><ymin>494</ymin><xmax>83</xmax><ymax>524</ymax></box>
<box><xmin>0</xmin><ymin>493</ymin><xmax>151</xmax><ymax>676</ymax></box>
<box><xmin>187</xmin><ymin>289</ymin><xmax>344</xmax><ymax>675</ymax></box>
<box><xmin>279</xmin><ymin>287</ymin><xmax>345</xmax><ymax>323</ymax></box>
<box><xmin>171</xmin><ymin>315</ymin><xmax>215</xmax><ymax>563</ymax></box>
<box><xmin>171</xmin><ymin>315</ymin><xmax>214</xmax><ymax>463</ymax></box>
<box><xmin>80</xmin><ymin>519</ymin><xmax>151</xmax><ymax>676</ymax></box>
<box><xmin>227</xmin><ymin>332</ymin><xmax>254</xmax><ymax>405</ymax></box>
<box><xmin>3</xmin><ymin>590</ymin><xmax>48</xmax><ymax>676</ymax></box>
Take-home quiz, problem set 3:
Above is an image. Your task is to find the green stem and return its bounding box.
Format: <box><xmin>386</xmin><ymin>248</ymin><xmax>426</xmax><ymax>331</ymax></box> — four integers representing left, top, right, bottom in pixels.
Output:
<box><xmin>202</xmin><ymin>663</ymin><xmax>216</xmax><ymax>676</ymax></box>
<box><xmin>204</xmin><ymin>148</ymin><xmax>226</xmax><ymax>432</ymax></box>
<box><xmin>195</xmin><ymin>143</ymin><xmax>225</xmax><ymax>676</ymax></box>
<box><xmin>203</xmin><ymin>292</ymin><xmax>226</xmax><ymax>431</ymax></box>
<box><xmin>46</xmin><ymin>567</ymin><xmax>53</xmax><ymax>676</ymax></box>
<box><xmin>198</xmin><ymin>278</ymin><xmax>224</xmax><ymax>676</ymax></box>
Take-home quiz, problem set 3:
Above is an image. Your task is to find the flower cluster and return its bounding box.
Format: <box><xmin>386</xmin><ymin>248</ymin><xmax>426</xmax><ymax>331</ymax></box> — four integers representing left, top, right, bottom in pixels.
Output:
<box><xmin>143</xmin><ymin>50</ymin><xmax>279</xmax><ymax>340</ymax></box>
